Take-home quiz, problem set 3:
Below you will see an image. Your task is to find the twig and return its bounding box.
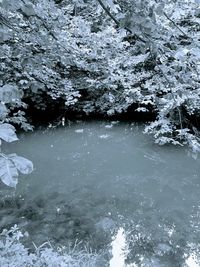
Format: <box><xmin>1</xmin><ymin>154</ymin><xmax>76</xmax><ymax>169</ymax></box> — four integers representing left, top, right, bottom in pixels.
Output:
<box><xmin>164</xmin><ymin>12</ymin><xmax>190</xmax><ymax>39</ymax></box>
<box><xmin>0</xmin><ymin>13</ymin><xmax>19</xmax><ymax>32</ymax></box>
<box><xmin>96</xmin><ymin>0</ymin><xmax>120</xmax><ymax>27</ymax></box>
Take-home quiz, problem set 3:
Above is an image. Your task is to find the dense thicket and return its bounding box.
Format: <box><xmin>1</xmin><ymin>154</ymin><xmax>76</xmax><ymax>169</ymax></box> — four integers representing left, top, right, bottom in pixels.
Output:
<box><xmin>0</xmin><ymin>0</ymin><xmax>200</xmax><ymax>186</ymax></box>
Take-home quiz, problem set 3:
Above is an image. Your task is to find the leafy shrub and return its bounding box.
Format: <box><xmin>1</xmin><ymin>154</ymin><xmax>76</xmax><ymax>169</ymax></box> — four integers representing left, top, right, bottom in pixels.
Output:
<box><xmin>0</xmin><ymin>122</ymin><xmax>33</xmax><ymax>187</ymax></box>
<box><xmin>0</xmin><ymin>225</ymin><xmax>99</xmax><ymax>267</ymax></box>
<box><xmin>0</xmin><ymin>85</ymin><xmax>33</xmax><ymax>187</ymax></box>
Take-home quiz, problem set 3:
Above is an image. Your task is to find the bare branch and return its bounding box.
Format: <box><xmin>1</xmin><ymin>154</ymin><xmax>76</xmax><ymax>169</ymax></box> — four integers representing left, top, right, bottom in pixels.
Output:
<box><xmin>96</xmin><ymin>0</ymin><xmax>120</xmax><ymax>27</ymax></box>
<box><xmin>0</xmin><ymin>13</ymin><xmax>19</xmax><ymax>31</ymax></box>
<box><xmin>164</xmin><ymin>12</ymin><xmax>190</xmax><ymax>39</ymax></box>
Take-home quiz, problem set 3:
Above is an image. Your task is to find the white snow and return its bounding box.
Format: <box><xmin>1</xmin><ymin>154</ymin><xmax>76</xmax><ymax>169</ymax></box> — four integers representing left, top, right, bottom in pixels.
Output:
<box><xmin>109</xmin><ymin>227</ymin><xmax>127</xmax><ymax>267</ymax></box>
<box><xmin>75</xmin><ymin>129</ymin><xmax>84</xmax><ymax>133</ymax></box>
<box><xmin>186</xmin><ymin>253</ymin><xmax>200</xmax><ymax>267</ymax></box>
<box><xmin>99</xmin><ymin>134</ymin><xmax>110</xmax><ymax>139</ymax></box>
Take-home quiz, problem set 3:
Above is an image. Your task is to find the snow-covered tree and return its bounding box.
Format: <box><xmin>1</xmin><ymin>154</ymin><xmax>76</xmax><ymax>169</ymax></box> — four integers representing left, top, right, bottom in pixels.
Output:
<box><xmin>1</xmin><ymin>0</ymin><xmax>200</xmax><ymax>168</ymax></box>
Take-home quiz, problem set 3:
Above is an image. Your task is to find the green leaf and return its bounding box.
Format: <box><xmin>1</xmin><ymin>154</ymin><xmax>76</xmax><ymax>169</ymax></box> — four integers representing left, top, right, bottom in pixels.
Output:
<box><xmin>0</xmin><ymin>155</ymin><xmax>18</xmax><ymax>188</ymax></box>
<box><xmin>21</xmin><ymin>3</ymin><xmax>35</xmax><ymax>17</ymax></box>
<box><xmin>0</xmin><ymin>102</ymin><xmax>8</xmax><ymax>119</ymax></box>
<box><xmin>9</xmin><ymin>154</ymin><xmax>33</xmax><ymax>174</ymax></box>
<box><xmin>0</xmin><ymin>85</ymin><xmax>21</xmax><ymax>104</ymax></box>
<box><xmin>0</xmin><ymin>0</ymin><xmax>23</xmax><ymax>11</ymax></box>
<box><xmin>0</xmin><ymin>123</ymin><xmax>18</xmax><ymax>143</ymax></box>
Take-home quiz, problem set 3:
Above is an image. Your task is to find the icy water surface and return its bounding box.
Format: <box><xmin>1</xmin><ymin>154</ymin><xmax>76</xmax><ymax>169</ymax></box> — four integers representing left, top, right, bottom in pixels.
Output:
<box><xmin>1</xmin><ymin>121</ymin><xmax>200</xmax><ymax>266</ymax></box>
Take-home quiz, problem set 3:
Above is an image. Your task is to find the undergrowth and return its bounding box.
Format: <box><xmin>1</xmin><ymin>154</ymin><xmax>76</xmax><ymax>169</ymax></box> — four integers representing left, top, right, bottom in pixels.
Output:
<box><xmin>0</xmin><ymin>225</ymin><xmax>100</xmax><ymax>267</ymax></box>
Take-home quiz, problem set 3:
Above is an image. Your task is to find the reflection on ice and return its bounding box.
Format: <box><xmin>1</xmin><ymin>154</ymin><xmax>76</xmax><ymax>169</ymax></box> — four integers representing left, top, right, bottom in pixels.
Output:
<box><xmin>185</xmin><ymin>250</ymin><xmax>200</xmax><ymax>267</ymax></box>
<box><xmin>109</xmin><ymin>228</ymin><xmax>200</xmax><ymax>267</ymax></box>
<box><xmin>99</xmin><ymin>134</ymin><xmax>110</xmax><ymax>139</ymax></box>
<box><xmin>110</xmin><ymin>227</ymin><xmax>127</xmax><ymax>267</ymax></box>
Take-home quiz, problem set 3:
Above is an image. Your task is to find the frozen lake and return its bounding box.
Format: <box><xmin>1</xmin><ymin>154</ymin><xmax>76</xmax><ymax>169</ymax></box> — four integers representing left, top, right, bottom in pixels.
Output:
<box><xmin>1</xmin><ymin>121</ymin><xmax>200</xmax><ymax>266</ymax></box>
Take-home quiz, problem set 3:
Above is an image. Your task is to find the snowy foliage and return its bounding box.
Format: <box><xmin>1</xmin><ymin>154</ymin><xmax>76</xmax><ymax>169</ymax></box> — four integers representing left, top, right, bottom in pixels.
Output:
<box><xmin>0</xmin><ymin>0</ymin><xmax>200</xmax><ymax>154</ymax></box>
<box><xmin>0</xmin><ymin>82</ymin><xmax>33</xmax><ymax>187</ymax></box>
